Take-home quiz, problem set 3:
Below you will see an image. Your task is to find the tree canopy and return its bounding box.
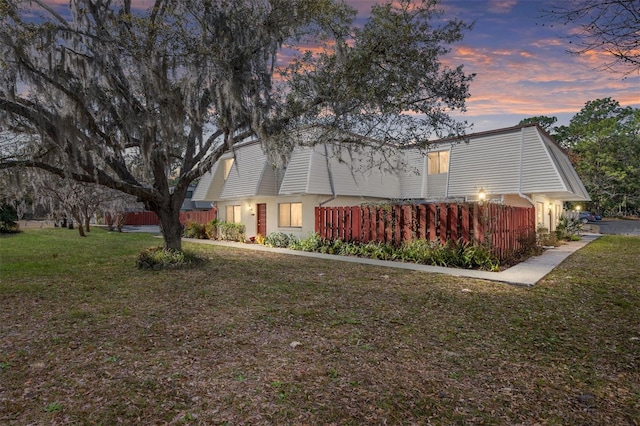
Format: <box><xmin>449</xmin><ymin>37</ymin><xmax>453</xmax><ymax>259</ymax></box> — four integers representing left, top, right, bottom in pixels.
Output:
<box><xmin>555</xmin><ymin>98</ymin><xmax>640</xmax><ymax>214</ymax></box>
<box><xmin>0</xmin><ymin>0</ymin><xmax>474</xmax><ymax>250</ymax></box>
<box><xmin>518</xmin><ymin>116</ymin><xmax>558</xmax><ymax>133</ymax></box>
<box><xmin>542</xmin><ymin>0</ymin><xmax>640</xmax><ymax>74</ymax></box>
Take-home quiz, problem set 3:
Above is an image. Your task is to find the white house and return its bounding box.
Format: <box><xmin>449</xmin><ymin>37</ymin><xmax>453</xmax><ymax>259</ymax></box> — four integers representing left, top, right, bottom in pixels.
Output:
<box><xmin>191</xmin><ymin>124</ymin><xmax>590</xmax><ymax>238</ymax></box>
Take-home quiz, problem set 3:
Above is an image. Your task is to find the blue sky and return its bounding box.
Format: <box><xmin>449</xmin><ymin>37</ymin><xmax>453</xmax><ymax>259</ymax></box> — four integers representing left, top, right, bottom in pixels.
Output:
<box><xmin>350</xmin><ymin>0</ymin><xmax>640</xmax><ymax>132</ymax></box>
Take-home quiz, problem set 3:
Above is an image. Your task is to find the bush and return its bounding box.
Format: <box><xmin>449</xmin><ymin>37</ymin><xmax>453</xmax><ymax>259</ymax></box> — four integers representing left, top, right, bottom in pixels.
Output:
<box><xmin>283</xmin><ymin>235</ymin><xmax>501</xmax><ymax>271</ymax></box>
<box><xmin>537</xmin><ymin>225</ymin><xmax>558</xmax><ymax>247</ymax></box>
<box><xmin>556</xmin><ymin>214</ymin><xmax>582</xmax><ymax>241</ymax></box>
<box><xmin>0</xmin><ymin>204</ymin><xmax>19</xmax><ymax>233</ymax></box>
<box><xmin>205</xmin><ymin>219</ymin><xmax>220</xmax><ymax>239</ymax></box>
<box><xmin>359</xmin><ymin>241</ymin><xmax>396</xmax><ymax>260</ymax></box>
<box><xmin>136</xmin><ymin>246</ymin><xmax>203</xmax><ymax>270</ymax></box>
<box><xmin>396</xmin><ymin>239</ymin><xmax>434</xmax><ymax>263</ymax></box>
<box><xmin>290</xmin><ymin>233</ymin><xmax>324</xmax><ymax>251</ymax></box>
<box><xmin>183</xmin><ymin>221</ymin><xmax>208</xmax><ymax>239</ymax></box>
<box><xmin>219</xmin><ymin>222</ymin><xmax>245</xmax><ymax>242</ymax></box>
<box><xmin>264</xmin><ymin>232</ymin><xmax>297</xmax><ymax>248</ymax></box>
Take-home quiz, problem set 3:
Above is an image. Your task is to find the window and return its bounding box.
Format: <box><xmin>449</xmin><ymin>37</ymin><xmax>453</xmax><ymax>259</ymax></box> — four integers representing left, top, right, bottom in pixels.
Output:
<box><xmin>536</xmin><ymin>202</ymin><xmax>544</xmax><ymax>225</ymax></box>
<box><xmin>223</xmin><ymin>158</ymin><xmax>234</xmax><ymax>180</ymax></box>
<box><xmin>428</xmin><ymin>151</ymin><xmax>449</xmax><ymax>174</ymax></box>
<box><xmin>226</xmin><ymin>205</ymin><xmax>241</xmax><ymax>224</ymax></box>
<box><xmin>278</xmin><ymin>202</ymin><xmax>302</xmax><ymax>228</ymax></box>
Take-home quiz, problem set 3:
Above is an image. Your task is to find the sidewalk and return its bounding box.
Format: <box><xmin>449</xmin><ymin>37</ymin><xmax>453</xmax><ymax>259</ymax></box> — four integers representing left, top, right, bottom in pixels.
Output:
<box><xmin>186</xmin><ymin>234</ymin><xmax>601</xmax><ymax>287</ymax></box>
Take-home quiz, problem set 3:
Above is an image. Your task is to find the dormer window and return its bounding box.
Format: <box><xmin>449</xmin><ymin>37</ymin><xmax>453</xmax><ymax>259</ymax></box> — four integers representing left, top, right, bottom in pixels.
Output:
<box><xmin>428</xmin><ymin>151</ymin><xmax>449</xmax><ymax>175</ymax></box>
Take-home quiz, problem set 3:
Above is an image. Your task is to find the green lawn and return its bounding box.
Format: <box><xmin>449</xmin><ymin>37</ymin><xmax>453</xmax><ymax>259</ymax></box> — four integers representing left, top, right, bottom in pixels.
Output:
<box><xmin>1</xmin><ymin>228</ymin><xmax>639</xmax><ymax>424</ymax></box>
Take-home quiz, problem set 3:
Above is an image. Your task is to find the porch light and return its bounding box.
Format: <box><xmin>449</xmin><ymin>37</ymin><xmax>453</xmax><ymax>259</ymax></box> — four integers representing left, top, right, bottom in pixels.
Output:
<box><xmin>576</xmin><ymin>205</ymin><xmax>581</xmax><ymax>212</ymax></box>
<box><xmin>477</xmin><ymin>188</ymin><xmax>486</xmax><ymax>205</ymax></box>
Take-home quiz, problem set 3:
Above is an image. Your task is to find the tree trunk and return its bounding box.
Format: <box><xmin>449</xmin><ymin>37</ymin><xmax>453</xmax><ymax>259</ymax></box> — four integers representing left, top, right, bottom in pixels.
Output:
<box><xmin>71</xmin><ymin>212</ymin><xmax>86</xmax><ymax>237</ymax></box>
<box><xmin>84</xmin><ymin>215</ymin><xmax>91</xmax><ymax>232</ymax></box>
<box><xmin>156</xmin><ymin>206</ymin><xmax>183</xmax><ymax>251</ymax></box>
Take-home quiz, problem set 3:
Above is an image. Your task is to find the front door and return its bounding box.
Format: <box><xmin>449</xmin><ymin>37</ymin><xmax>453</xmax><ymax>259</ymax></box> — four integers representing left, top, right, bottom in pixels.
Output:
<box><xmin>257</xmin><ymin>203</ymin><xmax>267</xmax><ymax>236</ymax></box>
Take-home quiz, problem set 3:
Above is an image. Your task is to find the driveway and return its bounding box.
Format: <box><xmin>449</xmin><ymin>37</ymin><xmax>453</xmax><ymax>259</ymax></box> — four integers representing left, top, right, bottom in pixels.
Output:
<box><xmin>592</xmin><ymin>219</ymin><xmax>640</xmax><ymax>236</ymax></box>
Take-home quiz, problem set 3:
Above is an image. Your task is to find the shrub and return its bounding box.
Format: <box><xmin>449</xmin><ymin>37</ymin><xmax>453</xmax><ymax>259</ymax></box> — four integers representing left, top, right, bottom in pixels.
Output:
<box><xmin>0</xmin><ymin>204</ymin><xmax>19</xmax><ymax>233</ymax></box>
<box><xmin>205</xmin><ymin>219</ymin><xmax>220</xmax><ymax>239</ymax></box>
<box><xmin>283</xmin><ymin>235</ymin><xmax>501</xmax><ymax>271</ymax></box>
<box><xmin>264</xmin><ymin>232</ymin><xmax>297</xmax><ymax>248</ymax></box>
<box><xmin>537</xmin><ymin>228</ymin><xmax>558</xmax><ymax>247</ymax></box>
<box><xmin>556</xmin><ymin>214</ymin><xmax>582</xmax><ymax>241</ymax></box>
<box><xmin>136</xmin><ymin>246</ymin><xmax>203</xmax><ymax>270</ymax></box>
<box><xmin>460</xmin><ymin>242</ymin><xmax>500</xmax><ymax>271</ymax></box>
<box><xmin>359</xmin><ymin>241</ymin><xmax>395</xmax><ymax>260</ymax></box>
<box><xmin>291</xmin><ymin>233</ymin><xmax>324</xmax><ymax>252</ymax></box>
<box><xmin>397</xmin><ymin>239</ymin><xmax>434</xmax><ymax>263</ymax></box>
<box><xmin>183</xmin><ymin>221</ymin><xmax>208</xmax><ymax>239</ymax></box>
<box><xmin>219</xmin><ymin>222</ymin><xmax>245</xmax><ymax>242</ymax></box>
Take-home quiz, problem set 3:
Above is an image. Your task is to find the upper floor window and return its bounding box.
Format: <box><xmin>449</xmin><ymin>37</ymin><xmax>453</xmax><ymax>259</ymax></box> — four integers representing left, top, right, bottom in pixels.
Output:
<box><xmin>428</xmin><ymin>151</ymin><xmax>449</xmax><ymax>175</ymax></box>
<box><xmin>278</xmin><ymin>202</ymin><xmax>302</xmax><ymax>228</ymax></box>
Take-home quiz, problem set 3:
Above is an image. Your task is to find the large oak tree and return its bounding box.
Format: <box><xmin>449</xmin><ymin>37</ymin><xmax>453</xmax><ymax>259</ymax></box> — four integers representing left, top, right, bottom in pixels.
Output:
<box><xmin>0</xmin><ymin>0</ymin><xmax>473</xmax><ymax>250</ymax></box>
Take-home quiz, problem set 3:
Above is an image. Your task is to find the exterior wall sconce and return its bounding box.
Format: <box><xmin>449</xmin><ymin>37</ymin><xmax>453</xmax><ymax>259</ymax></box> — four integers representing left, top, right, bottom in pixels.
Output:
<box><xmin>477</xmin><ymin>188</ymin><xmax>486</xmax><ymax>206</ymax></box>
<box><xmin>576</xmin><ymin>205</ymin><xmax>581</xmax><ymax>212</ymax></box>
<box><xmin>248</xmin><ymin>205</ymin><xmax>255</xmax><ymax>216</ymax></box>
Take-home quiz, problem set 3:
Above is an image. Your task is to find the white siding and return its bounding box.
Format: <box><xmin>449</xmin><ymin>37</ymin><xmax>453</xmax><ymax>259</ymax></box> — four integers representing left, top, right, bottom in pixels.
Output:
<box><xmin>399</xmin><ymin>150</ymin><xmax>425</xmax><ymax>198</ymax></box>
<box><xmin>256</xmin><ymin>164</ymin><xmax>280</xmax><ymax>196</ymax></box>
<box><xmin>306</xmin><ymin>146</ymin><xmax>333</xmax><ymax>194</ymax></box>
<box><xmin>426</xmin><ymin>173</ymin><xmax>448</xmax><ymax>198</ymax></box>
<box><xmin>326</xmin><ymin>146</ymin><xmax>402</xmax><ymax>198</ymax></box>
<box><xmin>191</xmin><ymin>169</ymin><xmax>215</xmax><ymax>201</ymax></box>
<box><xmin>221</xmin><ymin>144</ymin><xmax>267</xmax><ymax>199</ymax></box>
<box><xmin>447</xmin><ymin>131</ymin><xmax>521</xmax><ymax>198</ymax></box>
<box><xmin>191</xmin><ymin>155</ymin><xmax>231</xmax><ymax>202</ymax></box>
<box><xmin>445</xmin><ymin>126</ymin><xmax>589</xmax><ymax>201</ymax></box>
<box><xmin>281</xmin><ymin>144</ymin><xmax>402</xmax><ymax>198</ymax></box>
<box><xmin>544</xmin><ymin>136</ymin><xmax>590</xmax><ymax>200</ymax></box>
<box><xmin>195</xmin><ymin>125</ymin><xmax>589</xmax><ymax>212</ymax></box>
<box><xmin>520</xmin><ymin>127</ymin><xmax>566</xmax><ymax>193</ymax></box>
<box><xmin>279</xmin><ymin>146</ymin><xmax>315</xmax><ymax>194</ymax></box>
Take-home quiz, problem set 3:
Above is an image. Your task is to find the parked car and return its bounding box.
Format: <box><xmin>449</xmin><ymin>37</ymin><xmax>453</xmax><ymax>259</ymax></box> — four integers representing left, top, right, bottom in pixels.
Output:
<box><xmin>579</xmin><ymin>212</ymin><xmax>596</xmax><ymax>223</ymax></box>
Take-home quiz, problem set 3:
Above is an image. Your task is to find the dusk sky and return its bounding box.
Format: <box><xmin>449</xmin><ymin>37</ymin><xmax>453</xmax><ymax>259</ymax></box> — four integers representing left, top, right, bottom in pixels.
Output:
<box><xmin>350</xmin><ymin>0</ymin><xmax>640</xmax><ymax>133</ymax></box>
<box><xmin>36</xmin><ymin>0</ymin><xmax>640</xmax><ymax>134</ymax></box>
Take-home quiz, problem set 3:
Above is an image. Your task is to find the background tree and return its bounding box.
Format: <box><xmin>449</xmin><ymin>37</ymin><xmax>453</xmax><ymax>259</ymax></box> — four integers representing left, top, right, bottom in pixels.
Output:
<box><xmin>542</xmin><ymin>0</ymin><xmax>640</xmax><ymax>74</ymax></box>
<box><xmin>28</xmin><ymin>171</ymin><xmax>141</xmax><ymax>236</ymax></box>
<box><xmin>518</xmin><ymin>116</ymin><xmax>558</xmax><ymax>134</ymax></box>
<box><xmin>0</xmin><ymin>0</ymin><xmax>473</xmax><ymax>251</ymax></box>
<box><xmin>555</xmin><ymin>98</ymin><xmax>640</xmax><ymax>214</ymax></box>
<box><xmin>0</xmin><ymin>202</ymin><xmax>18</xmax><ymax>232</ymax></box>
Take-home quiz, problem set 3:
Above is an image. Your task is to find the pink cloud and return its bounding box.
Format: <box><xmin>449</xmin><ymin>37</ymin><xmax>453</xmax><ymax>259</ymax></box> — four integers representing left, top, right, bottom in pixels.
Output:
<box><xmin>487</xmin><ymin>0</ymin><xmax>517</xmax><ymax>14</ymax></box>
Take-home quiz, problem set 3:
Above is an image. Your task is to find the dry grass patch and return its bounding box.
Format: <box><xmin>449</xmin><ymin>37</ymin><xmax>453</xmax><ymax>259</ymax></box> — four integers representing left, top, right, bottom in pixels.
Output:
<box><xmin>1</xmin><ymin>229</ymin><xmax>639</xmax><ymax>424</ymax></box>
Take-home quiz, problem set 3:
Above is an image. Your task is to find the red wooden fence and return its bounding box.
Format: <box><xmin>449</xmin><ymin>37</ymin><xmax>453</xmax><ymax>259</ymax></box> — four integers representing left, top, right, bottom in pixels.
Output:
<box><xmin>118</xmin><ymin>209</ymin><xmax>217</xmax><ymax>226</ymax></box>
<box><xmin>179</xmin><ymin>209</ymin><xmax>218</xmax><ymax>225</ymax></box>
<box><xmin>315</xmin><ymin>203</ymin><xmax>535</xmax><ymax>261</ymax></box>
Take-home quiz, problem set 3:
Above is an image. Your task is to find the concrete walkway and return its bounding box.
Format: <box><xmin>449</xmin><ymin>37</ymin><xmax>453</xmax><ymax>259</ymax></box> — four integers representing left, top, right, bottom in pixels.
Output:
<box><xmin>186</xmin><ymin>234</ymin><xmax>601</xmax><ymax>287</ymax></box>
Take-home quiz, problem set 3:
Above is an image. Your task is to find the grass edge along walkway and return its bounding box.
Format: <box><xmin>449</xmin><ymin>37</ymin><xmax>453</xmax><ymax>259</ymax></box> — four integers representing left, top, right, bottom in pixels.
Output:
<box><xmin>184</xmin><ymin>233</ymin><xmax>601</xmax><ymax>286</ymax></box>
